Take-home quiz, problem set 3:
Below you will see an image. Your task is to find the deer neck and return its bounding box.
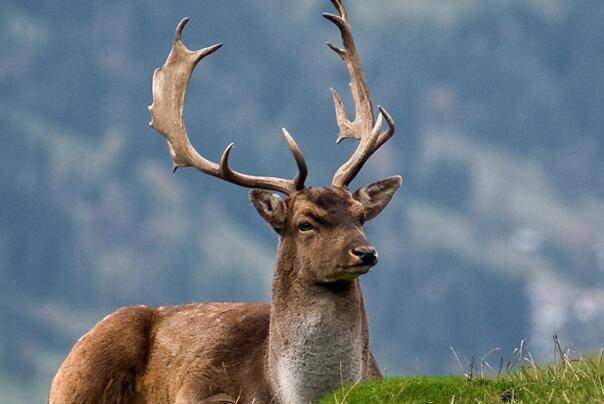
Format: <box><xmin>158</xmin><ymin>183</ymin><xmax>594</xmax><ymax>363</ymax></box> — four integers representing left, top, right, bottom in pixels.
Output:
<box><xmin>267</xmin><ymin>240</ymin><xmax>369</xmax><ymax>404</ymax></box>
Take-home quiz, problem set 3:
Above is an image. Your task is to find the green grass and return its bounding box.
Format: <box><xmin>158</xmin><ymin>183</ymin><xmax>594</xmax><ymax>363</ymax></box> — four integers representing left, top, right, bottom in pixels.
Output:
<box><xmin>320</xmin><ymin>350</ymin><xmax>604</xmax><ymax>403</ymax></box>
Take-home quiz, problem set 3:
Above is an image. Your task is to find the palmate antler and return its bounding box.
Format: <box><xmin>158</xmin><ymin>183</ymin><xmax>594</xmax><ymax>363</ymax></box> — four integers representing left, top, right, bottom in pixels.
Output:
<box><xmin>149</xmin><ymin>18</ymin><xmax>307</xmax><ymax>195</ymax></box>
<box><xmin>324</xmin><ymin>0</ymin><xmax>395</xmax><ymax>188</ymax></box>
<box><xmin>150</xmin><ymin>1</ymin><xmax>394</xmax><ymax>194</ymax></box>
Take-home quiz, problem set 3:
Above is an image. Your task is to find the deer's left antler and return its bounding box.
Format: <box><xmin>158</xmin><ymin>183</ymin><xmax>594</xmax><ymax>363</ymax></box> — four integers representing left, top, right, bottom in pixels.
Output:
<box><xmin>324</xmin><ymin>0</ymin><xmax>395</xmax><ymax>188</ymax></box>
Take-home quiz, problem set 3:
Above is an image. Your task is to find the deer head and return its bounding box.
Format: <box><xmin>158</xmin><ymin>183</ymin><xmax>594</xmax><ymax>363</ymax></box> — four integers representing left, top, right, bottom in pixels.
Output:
<box><xmin>149</xmin><ymin>0</ymin><xmax>401</xmax><ymax>284</ymax></box>
<box><xmin>250</xmin><ymin>180</ymin><xmax>400</xmax><ymax>283</ymax></box>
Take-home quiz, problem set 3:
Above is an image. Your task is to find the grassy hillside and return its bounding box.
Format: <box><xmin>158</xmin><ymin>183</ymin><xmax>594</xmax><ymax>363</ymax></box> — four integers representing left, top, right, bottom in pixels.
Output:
<box><xmin>321</xmin><ymin>350</ymin><xmax>604</xmax><ymax>403</ymax></box>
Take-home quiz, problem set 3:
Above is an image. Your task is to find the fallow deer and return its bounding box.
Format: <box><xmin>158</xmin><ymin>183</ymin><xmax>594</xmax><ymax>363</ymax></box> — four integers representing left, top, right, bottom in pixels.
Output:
<box><xmin>49</xmin><ymin>1</ymin><xmax>402</xmax><ymax>403</ymax></box>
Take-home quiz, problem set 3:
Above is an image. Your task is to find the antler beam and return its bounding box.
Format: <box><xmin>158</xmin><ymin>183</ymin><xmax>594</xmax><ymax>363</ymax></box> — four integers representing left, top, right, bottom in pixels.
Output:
<box><xmin>149</xmin><ymin>18</ymin><xmax>307</xmax><ymax>195</ymax></box>
<box><xmin>324</xmin><ymin>0</ymin><xmax>395</xmax><ymax>188</ymax></box>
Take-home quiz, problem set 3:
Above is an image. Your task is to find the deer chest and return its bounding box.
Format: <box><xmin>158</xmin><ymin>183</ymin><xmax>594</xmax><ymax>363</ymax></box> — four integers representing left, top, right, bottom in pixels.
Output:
<box><xmin>272</xmin><ymin>314</ymin><xmax>365</xmax><ymax>404</ymax></box>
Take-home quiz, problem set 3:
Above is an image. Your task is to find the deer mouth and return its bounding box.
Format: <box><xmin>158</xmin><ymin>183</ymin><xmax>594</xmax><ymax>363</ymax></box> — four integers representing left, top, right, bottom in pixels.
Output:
<box><xmin>340</xmin><ymin>264</ymin><xmax>373</xmax><ymax>276</ymax></box>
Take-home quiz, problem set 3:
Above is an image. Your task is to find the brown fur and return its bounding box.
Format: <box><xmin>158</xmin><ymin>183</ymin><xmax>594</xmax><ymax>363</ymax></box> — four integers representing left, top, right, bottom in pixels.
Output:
<box><xmin>49</xmin><ymin>182</ymin><xmax>400</xmax><ymax>404</ymax></box>
<box><xmin>49</xmin><ymin>305</ymin><xmax>154</xmax><ymax>404</ymax></box>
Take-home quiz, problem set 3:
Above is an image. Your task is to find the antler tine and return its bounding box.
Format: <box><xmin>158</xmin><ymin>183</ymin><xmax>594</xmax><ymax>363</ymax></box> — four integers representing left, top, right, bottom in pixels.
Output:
<box><xmin>324</xmin><ymin>0</ymin><xmax>396</xmax><ymax>188</ymax></box>
<box><xmin>375</xmin><ymin>105</ymin><xmax>395</xmax><ymax>151</ymax></box>
<box><xmin>219</xmin><ymin>130</ymin><xmax>307</xmax><ymax>192</ymax></box>
<box><xmin>149</xmin><ymin>18</ymin><xmax>307</xmax><ymax>195</ymax></box>
<box><xmin>282</xmin><ymin>128</ymin><xmax>308</xmax><ymax>191</ymax></box>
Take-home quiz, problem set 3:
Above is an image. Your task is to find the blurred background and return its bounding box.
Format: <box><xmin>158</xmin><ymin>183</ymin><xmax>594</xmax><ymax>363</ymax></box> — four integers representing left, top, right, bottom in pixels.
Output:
<box><xmin>2</xmin><ymin>0</ymin><xmax>604</xmax><ymax>401</ymax></box>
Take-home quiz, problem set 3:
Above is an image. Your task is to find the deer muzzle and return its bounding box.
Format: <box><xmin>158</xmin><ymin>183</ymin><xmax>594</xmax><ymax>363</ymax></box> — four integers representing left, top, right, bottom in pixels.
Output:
<box><xmin>351</xmin><ymin>246</ymin><xmax>378</xmax><ymax>266</ymax></box>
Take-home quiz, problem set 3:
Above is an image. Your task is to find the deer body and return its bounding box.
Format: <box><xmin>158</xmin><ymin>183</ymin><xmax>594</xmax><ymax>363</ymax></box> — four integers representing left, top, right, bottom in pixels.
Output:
<box><xmin>50</xmin><ymin>1</ymin><xmax>402</xmax><ymax>403</ymax></box>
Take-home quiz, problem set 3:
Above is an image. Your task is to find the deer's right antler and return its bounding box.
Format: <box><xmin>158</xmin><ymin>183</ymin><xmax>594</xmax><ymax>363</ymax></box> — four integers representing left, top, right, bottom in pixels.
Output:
<box><xmin>149</xmin><ymin>18</ymin><xmax>307</xmax><ymax>195</ymax></box>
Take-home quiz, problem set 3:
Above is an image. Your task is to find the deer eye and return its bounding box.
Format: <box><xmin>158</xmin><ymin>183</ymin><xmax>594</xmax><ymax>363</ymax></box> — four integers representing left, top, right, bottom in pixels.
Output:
<box><xmin>297</xmin><ymin>221</ymin><xmax>314</xmax><ymax>232</ymax></box>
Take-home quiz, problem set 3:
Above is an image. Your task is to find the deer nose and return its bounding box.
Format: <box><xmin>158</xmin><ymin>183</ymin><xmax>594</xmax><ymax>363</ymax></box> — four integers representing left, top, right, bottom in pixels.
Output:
<box><xmin>351</xmin><ymin>246</ymin><xmax>378</xmax><ymax>266</ymax></box>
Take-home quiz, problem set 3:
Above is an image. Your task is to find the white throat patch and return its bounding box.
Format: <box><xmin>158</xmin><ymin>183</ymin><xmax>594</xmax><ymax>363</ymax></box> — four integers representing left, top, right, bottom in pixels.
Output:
<box><xmin>273</xmin><ymin>310</ymin><xmax>364</xmax><ymax>404</ymax></box>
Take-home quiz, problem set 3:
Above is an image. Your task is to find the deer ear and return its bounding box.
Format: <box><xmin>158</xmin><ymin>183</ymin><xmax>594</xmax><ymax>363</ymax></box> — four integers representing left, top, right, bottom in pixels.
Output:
<box><xmin>249</xmin><ymin>189</ymin><xmax>288</xmax><ymax>233</ymax></box>
<box><xmin>353</xmin><ymin>176</ymin><xmax>402</xmax><ymax>221</ymax></box>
